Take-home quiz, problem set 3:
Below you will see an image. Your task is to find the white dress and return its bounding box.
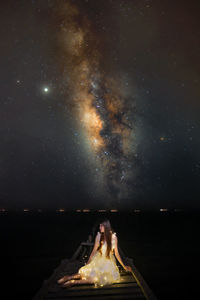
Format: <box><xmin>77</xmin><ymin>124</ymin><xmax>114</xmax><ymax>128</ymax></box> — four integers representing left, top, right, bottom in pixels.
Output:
<box><xmin>78</xmin><ymin>232</ymin><xmax>121</xmax><ymax>287</ymax></box>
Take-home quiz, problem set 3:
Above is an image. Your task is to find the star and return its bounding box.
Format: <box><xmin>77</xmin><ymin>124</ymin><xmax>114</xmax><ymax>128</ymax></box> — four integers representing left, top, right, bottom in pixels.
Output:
<box><xmin>43</xmin><ymin>87</ymin><xmax>49</xmax><ymax>93</ymax></box>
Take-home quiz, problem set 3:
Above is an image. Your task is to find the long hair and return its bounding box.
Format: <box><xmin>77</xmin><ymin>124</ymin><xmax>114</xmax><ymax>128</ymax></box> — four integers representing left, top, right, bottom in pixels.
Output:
<box><xmin>97</xmin><ymin>219</ymin><xmax>113</xmax><ymax>258</ymax></box>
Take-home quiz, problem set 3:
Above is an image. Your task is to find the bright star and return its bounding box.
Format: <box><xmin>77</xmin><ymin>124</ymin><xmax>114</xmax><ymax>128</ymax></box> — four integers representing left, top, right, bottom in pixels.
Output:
<box><xmin>43</xmin><ymin>87</ymin><xmax>49</xmax><ymax>93</ymax></box>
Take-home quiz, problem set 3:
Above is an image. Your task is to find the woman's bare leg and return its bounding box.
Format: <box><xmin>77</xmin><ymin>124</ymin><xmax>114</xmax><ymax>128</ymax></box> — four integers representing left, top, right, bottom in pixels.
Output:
<box><xmin>63</xmin><ymin>278</ymin><xmax>94</xmax><ymax>288</ymax></box>
<box><xmin>57</xmin><ymin>273</ymin><xmax>81</xmax><ymax>284</ymax></box>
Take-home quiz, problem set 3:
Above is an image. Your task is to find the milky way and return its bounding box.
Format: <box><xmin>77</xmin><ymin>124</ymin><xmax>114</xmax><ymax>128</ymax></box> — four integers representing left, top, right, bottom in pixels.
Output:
<box><xmin>52</xmin><ymin>0</ymin><xmax>139</xmax><ymax>205</ymax></box>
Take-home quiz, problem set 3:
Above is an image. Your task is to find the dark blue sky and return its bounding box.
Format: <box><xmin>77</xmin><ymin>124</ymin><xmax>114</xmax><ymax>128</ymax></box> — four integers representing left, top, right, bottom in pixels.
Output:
<box><xmin>0</xmin><ymin>0</ymin><xmax>200</xmax><ymax>210</ymax></box>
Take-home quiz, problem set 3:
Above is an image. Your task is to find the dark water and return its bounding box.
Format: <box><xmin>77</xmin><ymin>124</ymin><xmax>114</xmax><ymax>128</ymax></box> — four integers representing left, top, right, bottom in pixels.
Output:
<box><xmin>1</xmin><ymin>211</ymin><xmax>199</xmax><ymax>299</ymax></box>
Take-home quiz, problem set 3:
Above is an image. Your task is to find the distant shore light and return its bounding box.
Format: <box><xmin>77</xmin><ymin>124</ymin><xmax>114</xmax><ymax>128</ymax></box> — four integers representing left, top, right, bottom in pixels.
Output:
<box><xmin>160</xmin><ymin>208</ymin><xmax>168</xmax><ymax>212</ymax></box>
<box><xmin>174</xmin><ymin>208</ymin><xmax>184</xmax><ymax>212</ymax></box>
<box><xmin>0</xmin><ymin>208</ymin><xmax>6</xmax><ymax>212</ymax></box>
<box><xmin>57</xmin><ymin>208</ymin><xmax>65</xmax><ymax>212</ymax></box>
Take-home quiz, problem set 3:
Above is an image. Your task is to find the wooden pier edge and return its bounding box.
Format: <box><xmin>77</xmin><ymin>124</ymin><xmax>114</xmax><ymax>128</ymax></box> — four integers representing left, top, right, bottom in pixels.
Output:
<box><xmin>32</xmin><ymin>258</ymin><xmax>72</xmax><ymax>300</ymax></box>
<box><xmin>128</xmin><ymin>258</ymin><xmax>158</xmax><ymax>300</ymax></box>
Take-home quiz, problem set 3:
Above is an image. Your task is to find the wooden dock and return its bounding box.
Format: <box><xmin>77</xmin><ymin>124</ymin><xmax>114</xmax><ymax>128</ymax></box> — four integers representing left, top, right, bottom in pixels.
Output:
<box><xmin>33</xmin><ymin>233</ymin><xmax>157</xmax><ymax>300</ymax></box>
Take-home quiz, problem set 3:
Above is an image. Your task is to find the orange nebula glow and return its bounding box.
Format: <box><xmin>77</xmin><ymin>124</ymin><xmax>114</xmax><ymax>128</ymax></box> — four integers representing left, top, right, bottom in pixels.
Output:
<box><xmin>53</xmin><ymin>0</ymin><xmax>137</xmax><ymax>202</ymax></box>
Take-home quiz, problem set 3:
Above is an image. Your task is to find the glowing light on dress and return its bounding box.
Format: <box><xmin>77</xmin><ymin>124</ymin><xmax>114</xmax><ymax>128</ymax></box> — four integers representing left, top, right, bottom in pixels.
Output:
<box><xmin>78</xmin><ymin>232</ymin><xmax>121</xmax><ymax>287</ymax></box>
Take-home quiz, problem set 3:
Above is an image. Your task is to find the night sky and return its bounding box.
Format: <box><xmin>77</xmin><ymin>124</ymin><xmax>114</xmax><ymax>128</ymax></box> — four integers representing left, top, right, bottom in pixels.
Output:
<box><xmin>1</xmin><ymin>0</ymin><xmax>200</xmax><ymax>210</ymax></box>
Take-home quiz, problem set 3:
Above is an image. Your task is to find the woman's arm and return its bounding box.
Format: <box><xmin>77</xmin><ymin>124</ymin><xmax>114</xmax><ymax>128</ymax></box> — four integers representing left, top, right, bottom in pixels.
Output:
<box><xmin>86</xmin><ymin>232</ymin><xmax>100</xmax><ymax>264</ymax></box>
<box><xmin>114</xmin><ymin>234</ymin><xmax>132</xmax><ymax>272</ymax></box>
<box><xmin>113</xmin><ymin>234</ymin><xmax>126</xmax><ymax>269</ymax></box>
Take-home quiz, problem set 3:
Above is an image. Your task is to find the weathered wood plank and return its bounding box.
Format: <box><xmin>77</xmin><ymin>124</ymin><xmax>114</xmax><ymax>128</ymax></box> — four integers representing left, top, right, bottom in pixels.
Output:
<box><xmin>47</xmin><ymin>288</ymin><xmax>143</xmax><ymax>298</ymax></box>
<box><xmin>49</xmin><ymin>281</ymin><xmax>138</xmax><ymax>293</ymax></box>
<box><xmin>45</xmin><ymin>295</ymin><xmax>146</xmax><ymax>300</ymax></box>
<box><xmin>48</xmin><ymin>284</ymin><xmax>141</xmax><ymax>295</ymax></box>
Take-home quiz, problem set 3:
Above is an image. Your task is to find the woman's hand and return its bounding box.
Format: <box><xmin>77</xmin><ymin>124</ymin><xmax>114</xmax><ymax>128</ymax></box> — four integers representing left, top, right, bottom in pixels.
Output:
<box><xmin>124</xmin><ymin>265</ymin><xmax>132</xmax><ymax>272</ymax></box>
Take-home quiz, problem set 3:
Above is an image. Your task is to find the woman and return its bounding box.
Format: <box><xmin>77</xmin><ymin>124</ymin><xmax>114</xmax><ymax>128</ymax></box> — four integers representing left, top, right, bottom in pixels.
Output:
<box><xmin>57</xmin><ymin>218</ymin><xmax>132</xmax><ymax>288</ymax></box>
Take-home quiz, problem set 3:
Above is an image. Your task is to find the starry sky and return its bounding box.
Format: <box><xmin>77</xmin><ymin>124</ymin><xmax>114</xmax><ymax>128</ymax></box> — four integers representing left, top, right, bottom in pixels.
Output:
<box><xmin>0</xmin><ymin>0</ymin><xmax>200</xmax><ymax>210</ymax></box>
